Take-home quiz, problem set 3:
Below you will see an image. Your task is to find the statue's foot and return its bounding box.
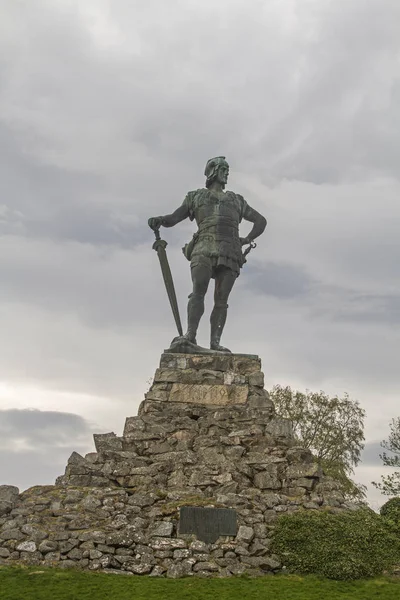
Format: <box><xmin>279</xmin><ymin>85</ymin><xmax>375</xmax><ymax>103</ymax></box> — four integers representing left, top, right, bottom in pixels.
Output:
<box><xmin>183</xmin><ymin>332</ymin><xmax>197</xmax><ymax>345</ymax></box>
<box><xmin>210</xmin><ymin>342</ymin><xmax>232</xmax><ymax>353</ymax></box>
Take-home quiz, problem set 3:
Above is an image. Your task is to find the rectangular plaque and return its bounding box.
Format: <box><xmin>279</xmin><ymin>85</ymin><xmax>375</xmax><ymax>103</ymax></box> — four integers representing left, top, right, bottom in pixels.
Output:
<box><xmin>179</xmin><ymin>506</ymin><xmax>237</xmax><ymax>544</ymax></box>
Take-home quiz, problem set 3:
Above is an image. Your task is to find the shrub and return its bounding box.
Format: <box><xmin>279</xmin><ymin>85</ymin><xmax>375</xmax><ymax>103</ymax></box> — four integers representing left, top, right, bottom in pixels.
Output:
<box><xmin>380</xmin><ymin>497</ymin><xmax>400</xmax><ymax>522</ymax></box>
<box><xmin>271</xmin><ymin>508</ymin><xmax>400</xmax><ymax>580</ymax></box>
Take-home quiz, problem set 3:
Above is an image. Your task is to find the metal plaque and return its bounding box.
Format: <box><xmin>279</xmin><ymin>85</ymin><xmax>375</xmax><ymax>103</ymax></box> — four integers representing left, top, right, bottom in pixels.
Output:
<box><xmin>179</xmin><ymin>506</ymin><xmax>237</xmax><ymax>544</ymax></box>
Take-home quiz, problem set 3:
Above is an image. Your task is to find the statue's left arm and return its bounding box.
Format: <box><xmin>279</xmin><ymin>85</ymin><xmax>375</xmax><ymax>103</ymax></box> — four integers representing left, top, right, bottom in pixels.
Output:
<box><xmin>241</xmin><ymin>204</ymin><xmax>267</xmax><ymax>244</ymax></box>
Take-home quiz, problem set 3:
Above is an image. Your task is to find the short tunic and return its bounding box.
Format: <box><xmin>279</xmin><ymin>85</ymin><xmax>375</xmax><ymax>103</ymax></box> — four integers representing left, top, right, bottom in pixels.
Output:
<box><xmin>182</xmin><ymin>188</ymin><xmax>249</xmax><ymax>277</ymax></box>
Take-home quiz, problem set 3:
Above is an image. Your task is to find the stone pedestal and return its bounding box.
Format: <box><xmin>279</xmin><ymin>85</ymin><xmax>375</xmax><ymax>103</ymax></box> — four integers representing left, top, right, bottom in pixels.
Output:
<box><xmin>144</xmin><ymin>352</ymin><xmax>266</xmax><ymax>407</ymax></box>
<box><xmin>0</xmin><ymin>352</ymin><xmax>353</xmax><ymax>577</ymax></box>
<box><xmin>55</xmin><ymin>352</ymin><xmax>338</xmax><ymax>509</ymax></box>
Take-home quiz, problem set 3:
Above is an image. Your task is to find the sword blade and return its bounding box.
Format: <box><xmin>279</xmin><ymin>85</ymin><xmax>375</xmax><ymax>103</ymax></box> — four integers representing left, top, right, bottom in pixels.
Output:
<box><xmin>153</xmin><ymin>238</ymin><xmax>183</xmax><ymax>336</ymax></box>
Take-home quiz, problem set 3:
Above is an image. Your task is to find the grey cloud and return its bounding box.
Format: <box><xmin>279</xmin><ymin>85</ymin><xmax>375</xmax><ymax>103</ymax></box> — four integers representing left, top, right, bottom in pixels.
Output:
<box><xmin>244</xmin><ymin>262</ymin><xmax>315</xmax><ymax>299</ymax></box>
<box><xmin>333</xmin><ymin>293</ymin><xmax>400</xmax><ymax>325</ymax></box>
<box><xmin>0</xmin><ymin>122</ymin><xmax>149</xmax><ymax>247</ymax></box>
<box><xmin>0</xmin><ymin>409</ymin><xmax>95</xmax><ymax>491</ymax></box>
<box><xmin>360</xmin><ymin>441</ymin><xmax>383</xmax><ymax>467</ymax></box>
<box><xmin>1</xmin><ymin>1</ymin><xmax>399</xmax><ymax>207</ymax></box>
<box><xmin>0</xmin><ymin>235</ymin><xmax>190</xmax><ymax>330</ymax></box>
<box><xmin>252</xmin><ymin>1</ymin><xmax>400</xmax><ymax>184</ymax></box>
<box><xmin>1</xmin><ymin>0</ymin><xmax>399</xmax><ymax>258</ymax></box>
<box><xmin>0</xmin><ymin>408</ymin><xmax>91</xmax><ymax>450</ymax></box>
<box><xmin>0</xmin><ymin>298</ymin><xmax>164</xmax><ymax>400</ymax></box>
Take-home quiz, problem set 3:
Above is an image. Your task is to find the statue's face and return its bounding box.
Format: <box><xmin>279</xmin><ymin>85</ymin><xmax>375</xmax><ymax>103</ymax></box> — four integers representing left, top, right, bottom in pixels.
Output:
<box><xmin>217</xmin><ymin>163</ymin><xmax>229</xmax><ymax>186</ymax></box>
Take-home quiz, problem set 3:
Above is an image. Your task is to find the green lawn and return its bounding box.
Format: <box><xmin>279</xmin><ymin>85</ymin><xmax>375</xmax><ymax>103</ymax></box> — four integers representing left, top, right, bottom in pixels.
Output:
<box><xmin>0</xmin><ymin>567</ymin><xmax>399</xmax><ymax>600</ymax></box>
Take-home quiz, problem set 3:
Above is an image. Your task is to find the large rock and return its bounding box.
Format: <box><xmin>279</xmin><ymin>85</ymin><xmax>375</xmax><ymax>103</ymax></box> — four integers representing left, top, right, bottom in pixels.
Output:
<box><xmin>16</xmin><ymin>541</ymin><xmax>37</xmax><ymax>553</ymax></box>
<box><xmin>236</xmin><ymin>526</ymin><xmax>255</xmax><ymax>544</ymax></box>
<box><xmin>159</xmin><ymin>353</ymin><xmax>261</xmax><ymax>374</ymax></box>
<box><xmin>0</xmin><ymin>486</ymin><xmax>19</xmax><ymax>516</ymax></box>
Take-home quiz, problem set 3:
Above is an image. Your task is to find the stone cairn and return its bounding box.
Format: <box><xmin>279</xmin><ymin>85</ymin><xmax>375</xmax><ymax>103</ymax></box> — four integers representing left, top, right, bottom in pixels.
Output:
<box><xmin>0</xmin><ymin>353</ymin><xmax>353</xmax><ymax>577</ymax></box>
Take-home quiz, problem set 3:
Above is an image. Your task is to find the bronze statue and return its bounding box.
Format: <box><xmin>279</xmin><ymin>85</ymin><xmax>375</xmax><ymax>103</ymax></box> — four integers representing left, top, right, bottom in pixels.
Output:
<box><xmin>149</xmin><ymin>157</ymin><xmax>266</xmax><ymax>353</ymax></box>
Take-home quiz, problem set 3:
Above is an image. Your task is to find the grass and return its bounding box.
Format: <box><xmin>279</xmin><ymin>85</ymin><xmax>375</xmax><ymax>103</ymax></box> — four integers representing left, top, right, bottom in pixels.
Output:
<box><xmin>0</xmin><ymin>567</ymin><xmax>399</xmax><ymax>600</ymax></box>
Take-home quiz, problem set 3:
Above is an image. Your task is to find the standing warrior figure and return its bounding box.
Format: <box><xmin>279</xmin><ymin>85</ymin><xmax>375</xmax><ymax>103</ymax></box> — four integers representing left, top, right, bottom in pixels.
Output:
<box><xmin>148</xmin><ymin>156</ymin><xmax>267</xmax><ymax>353</ymax></box>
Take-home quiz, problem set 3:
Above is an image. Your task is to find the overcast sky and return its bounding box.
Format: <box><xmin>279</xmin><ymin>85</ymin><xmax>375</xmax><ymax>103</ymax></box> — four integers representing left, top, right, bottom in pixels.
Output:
<box><xmin>1</xmin><ymin>0</ymin><xmax>399</xmax><ymax>508</ymax></box>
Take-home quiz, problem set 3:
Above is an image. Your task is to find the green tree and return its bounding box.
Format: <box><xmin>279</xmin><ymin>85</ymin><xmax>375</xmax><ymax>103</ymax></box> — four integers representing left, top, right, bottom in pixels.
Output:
<box><xmin>380</xmin><ymin>497</ymin><xmax>400</xmax><ymax>523</ymax></box>
<box><xmin>269</xmin><ymin>385</ymin><xmax>366</xmax><ymax>499</ymax></box>
<box><xmin>372</xmin><ymin>417</ymin><xmax>400</xmax><ymax>495</ymax></box>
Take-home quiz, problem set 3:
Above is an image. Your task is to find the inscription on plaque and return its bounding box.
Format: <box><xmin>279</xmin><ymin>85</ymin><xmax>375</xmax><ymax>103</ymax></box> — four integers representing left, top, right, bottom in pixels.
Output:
<box><xmin>179</xmin><ymin>506</ymin><xmax>237</xmax><ymax>543</ymax></box>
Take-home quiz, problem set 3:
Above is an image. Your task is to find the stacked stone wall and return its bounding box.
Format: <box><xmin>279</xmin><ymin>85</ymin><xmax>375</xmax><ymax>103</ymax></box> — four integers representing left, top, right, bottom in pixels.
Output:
<box><xmin>0</xmin><ymin>353</ymin><xmax>355</xmax><ymax>577</ymax></box>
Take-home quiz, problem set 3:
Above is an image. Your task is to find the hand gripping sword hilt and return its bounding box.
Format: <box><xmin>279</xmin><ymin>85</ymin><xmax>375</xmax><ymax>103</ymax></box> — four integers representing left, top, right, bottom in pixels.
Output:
<box><xmin>243</xmin><ymin>240</ymin><xmax>257</xmax><ymax>260</ymax></box>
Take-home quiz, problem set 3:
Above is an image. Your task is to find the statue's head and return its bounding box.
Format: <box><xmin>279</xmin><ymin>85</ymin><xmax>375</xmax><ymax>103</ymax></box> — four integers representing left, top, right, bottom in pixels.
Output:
<box><xmin>204</xmin><ymin>156</ymin><xmax>229</xmax><ymax>189</ymax></box>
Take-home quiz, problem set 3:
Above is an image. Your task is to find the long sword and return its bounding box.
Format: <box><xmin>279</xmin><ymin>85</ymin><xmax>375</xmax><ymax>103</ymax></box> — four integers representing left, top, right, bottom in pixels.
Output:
<box><xmin>151</xmin><ymin>227</ymin><xmax>183</xmax><ymax>337</ymax></box>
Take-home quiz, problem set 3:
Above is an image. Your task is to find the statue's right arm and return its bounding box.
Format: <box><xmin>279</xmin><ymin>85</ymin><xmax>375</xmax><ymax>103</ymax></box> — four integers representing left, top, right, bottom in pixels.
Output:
<box><xmin>161</xmin><ymin>203</ymin><xmax>190</xmax><ymax>227</ymax></box>
<box><xmin>148</xmin><ymin>203</ymin><xmax>189</xmax><ymax>231</ymax></box>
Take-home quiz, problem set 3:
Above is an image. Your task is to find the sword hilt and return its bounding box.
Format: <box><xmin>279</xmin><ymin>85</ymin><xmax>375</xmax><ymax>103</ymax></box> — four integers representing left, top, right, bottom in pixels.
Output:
<box><xmin>243</xmin><ymin>240</ymin><xmax>257</xmax><ymax>258</ymax></box>
<box><xmin>152</xmin><ymin>234</ymin><xmax>167</xmax><ymax>252</ymax></box>
<box><xmin>151</xmin><ymin>225</ymin><xmax>167</xmax><ymax>251</ymax></box>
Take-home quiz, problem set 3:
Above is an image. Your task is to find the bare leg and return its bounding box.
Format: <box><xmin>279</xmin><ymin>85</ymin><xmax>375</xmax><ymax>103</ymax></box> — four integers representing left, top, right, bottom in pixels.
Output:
<box><xmin>210</xmin><ymin>267</ymin><xmax>237</xmax><ymax>352</ymax></box>
<box><xmin>185</xmin><ymin>264</ymin><xmax>211</xmax><ymax>343</ymax></box>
